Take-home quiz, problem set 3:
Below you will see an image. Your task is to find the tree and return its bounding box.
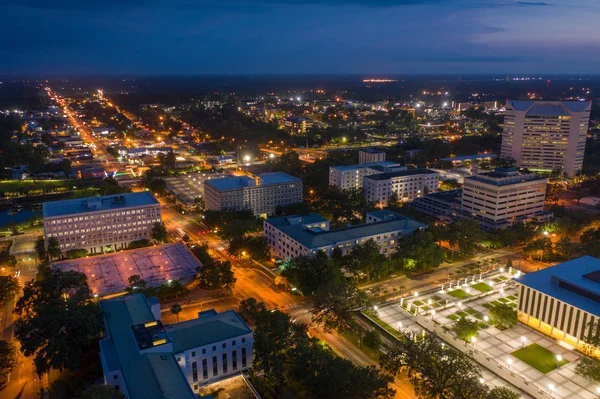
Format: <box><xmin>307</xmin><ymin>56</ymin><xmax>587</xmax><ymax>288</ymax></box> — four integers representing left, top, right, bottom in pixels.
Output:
<box><xmin>346</xmin><ymin>239</ymin><xmax>386</xmax><ymax>282</ymax></box>
<box><xmin>170</xmin><ymin>303</ymin><xmax>182</xmax><ymax>323</ymax></box>
<box><xmin>238</xmin><ymin>297</ymin><xmax>267</xmax><ymax>326</ymax></box>
<box><xmin>487</xmin><ymin>387</ymin><xmax>521</xmax><ymax>399</ymax></box>
<box><xmin>381</xmin><ymin>331</ymin><xmax>485</xmax><ymax>399</ymax></box>
<box><xmin>555</xmin><ymin>237</ymin><xmax>581</xmax><ymax>260</ymax></box>
<box><xmin>126</xmin><ymin>274</ymin><xmax>148</xmax><ymax>293</ymax></box>
<box><xmin>281</xmin><ymin>255</ymin><xmax>342</xmax><ymax>295</ymax></box>
<box><xmin>190</xmin><ymin>243</ymin><xmax>215</xmax><ymax>267</ymax></box>
<box><xmin>13</xmin><ymin>269</ymin><xmax>104</xmax><ymax>377</ymax></box>
<box><xmin>65</xmin><ymin>249</ymin><xmax>88</xmax><ymax>259</ymax></box>
<box><xmin>363</xmin><ymin>330</ymin><xmax>382</xmax><ymax>350</ymax></box>
<box><xmin>0</xmin><ymin>340</ymin><xmax>19</xmax><ymax>383</ymax></box>
<box><xmin>151</xmin><ymin>222</ymin><xmax>168</xmax><ymax>243</ymax></box>
<box><xmin>489</xmin><ymin>303</ymin><xmax>518</xmax><ymax>329</ymax></box>
<box><xmin>311</xmin><ymin>279</ymin><xmax>369</xmax><ymax>332</ymax></box>
<box><xmin>395</xmin><ymin>230</ymin><xmax>444</xmax><ymax>271</ymax></box>
<box><xmin>576</xmin><ymin>322</ymin><xmax>600</xmax><ymax>383</ymax></box>
<box><xmin>447</xmin><ymin>220</ymin><xmax>481</xmax><ymax>256</ymax></box>
<box><xmin>47</xmin><ymin>236</ymin><xmax>62</xmax><ymax>260</ymax></box>
<box><xmin>453</xmin><ymin>317</ymin><xmax>480</xmax><ymax>342</ymax></box>
<box><xmin>575</xmin><ymin>357</ymin><xmax>600</xmax><ymax>383</ymax></box>
<box><xmin>0</xmin><ymin>275</ymin><xmax>20</xmax><ymax>306</ymax></box>
<box><xmin>197</xmin><ymin>261</ymin><xmax>236</xmax><ymax>291</ymax></box>
<box><xmin>35</xmin><ymin>236</ymin><xmax>47</xmax><ymax>261</ymax></box>
<box><xmin>228</xmin><ymin>236</ymin><xmax>270</xmax><ymax>261</ymax></box>
<box><xmin>182</xmin><ymin>234</ymin><xmax>190</xmax><ymax>243</ymax></box>
<box><xmin>77</xmin><ymin>384</ymin><xmax>125</xmax><ymax>399</ymax></box>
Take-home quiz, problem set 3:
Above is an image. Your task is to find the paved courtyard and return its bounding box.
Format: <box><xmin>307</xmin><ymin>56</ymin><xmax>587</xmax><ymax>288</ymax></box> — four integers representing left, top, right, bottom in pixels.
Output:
<box><xmin>373</xmin><ymin>269</ymin><xmax>600</xmax><ymax>399</ymax></box>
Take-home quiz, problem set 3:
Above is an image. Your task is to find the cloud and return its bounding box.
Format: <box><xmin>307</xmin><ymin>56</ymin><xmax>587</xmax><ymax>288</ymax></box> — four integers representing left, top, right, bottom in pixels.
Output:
<box><xmin>423</xmin><ymin>55</ymin><xmax>524</xmax><ymax>62</ymax></box>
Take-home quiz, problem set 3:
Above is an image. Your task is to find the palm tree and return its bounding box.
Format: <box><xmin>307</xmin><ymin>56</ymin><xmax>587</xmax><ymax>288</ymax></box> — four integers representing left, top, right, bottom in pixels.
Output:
<box><xmin>170</xmin><ymin>303</ymin><xmax>182</xmax><ymax>323</ymax></box>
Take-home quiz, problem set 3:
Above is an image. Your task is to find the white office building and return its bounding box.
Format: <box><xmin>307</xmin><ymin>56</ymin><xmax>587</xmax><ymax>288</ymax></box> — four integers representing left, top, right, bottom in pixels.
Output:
<box><xmin>100</xmin><ymin>294</ymin><xmax>254</xmax><ymax>399</ymax></box>
<box><xmin>514</xmin><ymin>256</ymin><xmax>600</xmax><ymax>350</ymax></box>
<box><xmin>329</xmin><ymin>161</ymin><xmax>405</xmax><ymax>190</ymax></box>
<box><xmin>264</xmin><ymin>210</ymin><xmax>426</xmax><ymax>259</ymax></box>
<box><xmin>500</xmin><ymin>100</ymin><xmax>591</xmax><ymax>177</ymax></box>
<box><xmin>204</xmin><ymin>172</ymin><xmax>302</xmax><ymax>216</ymax></box>
<box><xmin>363</xmin><ymin>168</ymin><xmax>439</xmax><ymax>206</ymax></box>
<box><xmin>43</xmin><ymin>192</ymin><xmax>162</xmax><ymax>254</ymax></box>
<box><xmin>359</xmin><ymin>148</ymin><xmax>386</xmax><ymax>164</ymax></box>
<box><xmin>461</xmin><ymin>167</ymin><xmax>551</xmax><ymax>229</ymax></box>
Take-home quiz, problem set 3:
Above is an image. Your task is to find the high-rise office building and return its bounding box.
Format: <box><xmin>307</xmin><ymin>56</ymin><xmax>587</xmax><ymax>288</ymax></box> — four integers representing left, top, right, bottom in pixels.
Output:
<box><xmin>204</xmin><ymin>172</ymin><xmax>302</xmax><ymax>216</ymax></box>
<box><xmin>43</xmin><ymin>192</ymin><xmax>162</xmax><ymax>254</ymax></box>
<box><xmin>500</xmin><ymin>100</ymin><xmax>591</xmax><ymax>177</ymax></box>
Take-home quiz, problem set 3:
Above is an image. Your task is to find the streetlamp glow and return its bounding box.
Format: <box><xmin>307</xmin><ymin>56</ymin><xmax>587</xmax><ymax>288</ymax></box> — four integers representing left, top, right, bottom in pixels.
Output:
<box><xmin>414</xmin><ymin>292</ymin><xmax>419</xmax><ymax>297</ymax></box>
<box><xmin>373</xmin><ymin>305</ymin><xmax>378</xmax><ymax>311</ymax></box>
<box><xmin>556</xmin><ymin>354</ymin><xmax>563</xmax><ymax>369</ymax></box>
<box><xmin>483</xmin><ymin>315</ymin><xmax>489</xmax><ymax>322</ymax></box>
<box><xmin>507</xmin><ymin>358</ymin><xmax>513</xmax><ymax>369</ymax></box>
<box><xmin>521</xmin><ymin>336</ymin><xmax>526</xmax><ymax>348</ymax></box>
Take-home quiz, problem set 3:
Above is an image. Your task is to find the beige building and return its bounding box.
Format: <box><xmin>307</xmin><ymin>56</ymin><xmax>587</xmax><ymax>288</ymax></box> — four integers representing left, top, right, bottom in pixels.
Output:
<box><xmin>359</xmin><ymin>149</ymin><xmax>386</xmax><ymax>164</ymax></box>
<box><xmin>461</xmin><ymin>167</ymin><xmax>550</xmax><ymax>229</ymax></box>
<box><xmin>43</xmin><ymin>192</ymin><xmax>162</xmax><ymax>254</ymax></box>
<box><xmin>500</xmin><ymin>100</ymin><xmax>591</xmax><ymax>177</ymax></box>
<box><xmin>363</xmin><ymin>168</ymin><xmax>439</xmax><ymax>206</ymax></box>
<box><xmin>204</xmin><ymin>172</ymin><xmax>302</xmax><ymax>216</ymax></box>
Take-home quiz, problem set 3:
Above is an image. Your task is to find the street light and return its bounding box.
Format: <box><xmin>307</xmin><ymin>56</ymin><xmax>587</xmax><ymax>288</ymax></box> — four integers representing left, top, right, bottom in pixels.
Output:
<box><xmin>548</xmin><ymin>384</ymin><xmax>555</xmax><ymax>397</ymax></box>
<box><xmin>556</xmin><ymin>355</ymin><xmax>563</xmax><ymax>369</ymax></box>
<box><xmin>478</xmin><ymin>378</ymin><xmax>484</xmax><ymax>384</ymax></box>
<box><xmin>373</xmin><ymin>305</ymin><xmax>378</xmax><ymax>311</ymax></box>
<box><xmin>507</xmin><ymin>358</ymin><xmax>513</xmax><ymax>369</ymax></box>
<box><xmin>470</xmin><ymin>336</ymin><xmax>477</xmax><ymax>344</ymax></box>
<box><xmin>521</xmin><ymin>336</ymin><xmax>527</xmax><ymax>348</ymax></box>
<box><xmin>483</xmin><ymin>315</ymin><xmax>489</xmax><ymax>322</ymax></box>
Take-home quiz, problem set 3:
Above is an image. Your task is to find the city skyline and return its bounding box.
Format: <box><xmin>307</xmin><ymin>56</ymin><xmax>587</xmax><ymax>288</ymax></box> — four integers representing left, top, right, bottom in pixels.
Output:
<box><xmin>2</xmin><ymin>0</ymin><xmax>600</xmax><ymax>75</ymax></box>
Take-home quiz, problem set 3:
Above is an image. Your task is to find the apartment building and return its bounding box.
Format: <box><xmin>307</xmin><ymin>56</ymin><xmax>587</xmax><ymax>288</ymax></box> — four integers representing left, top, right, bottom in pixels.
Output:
<box><xmin>100</xmin><ymin>294</ymin><xmax>254</xmax><ymax>399</ymax></box>
<box><xmin>204</xmin><ymin>172</ymin><xmax>302</xmax><ymax>217</ymax></box>
<box><xmin>363</xmin><ymin>168</ymin><xmax>439</xmax><ymax>206</ymax></box>
<box><xmin>461</xmin><ymin>167</ymin><xmax>550</xmax><ymax>229</ymax></box>
<box><xmin>500</xmin><ymin>100</ymin><xmax>591</xmax><ymax>177</ymax></box>
<box><xmin>43</xmin><ymin>192</ymin><xmax>161</xmax><ymax>254</ymax></box>
<box><xmin>264</xmin><ymin>210</ymin><xmax>426</xmax><ymax>259</ymax></box>
<box><xmin>359</xmin><ymin>148</ymin><xmax>386</xmax><ymax>164</ymax></box>
<box><xmin>329</xmin><ymin>161</ymin><xmax>405</xmax><ymax>190</ymax></box>
<box><xmin>514</xmin><ymin>256</ymin><xmax>600</xmax><ymax>350</ymax></box>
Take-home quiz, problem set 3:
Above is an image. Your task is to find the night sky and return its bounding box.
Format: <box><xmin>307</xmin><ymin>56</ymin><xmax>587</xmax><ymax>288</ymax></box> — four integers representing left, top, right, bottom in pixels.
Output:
<box><xmin>2</xmin><ymin>0</ymin><xmax>599</xmax><ymax>75</ymax></box>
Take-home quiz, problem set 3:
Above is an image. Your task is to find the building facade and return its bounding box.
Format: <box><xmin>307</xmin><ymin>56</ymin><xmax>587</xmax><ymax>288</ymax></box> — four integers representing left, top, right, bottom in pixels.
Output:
<box><xmin>514</xmin><ymin>256</ymin><xmax>600</xmax><ymax>350</ymax></box>
<box><xmin>328</xmin><ymin>161</ymin><xmax>405</xmax><ymax>190</ymax></box>
<box><xmin>461</xmin><ymin>167</ymin><xmax>550</xmax><ymax>229</ymax></box>
<box><xmin>204</xmin><ymin>172</ymin><xmax>302</xmax><ymax>217</ymax></box>
<box><xmin>264</xmin><ymin>210</ymin><xmax>426</xmax><ymax>260</ymax></box>
<box><xmin>363</xmin><ymin>168</ymin><xmax>439</xmax><ymax>206</ymax></box>
<box><xmin>100</xmin><ymin>294</ymin><xmax>254</xmax><ymax>399</ymax></box>
<box><xmin>500</xmin><ymin>100</ymin><xmax>591</xmax><ymax>177</ymax></box>
<box><xmin>359</xmin><ymin>149</ymin><xmax>386</xmax><ymax>164</ymax></box>
<box><xmin>43</xmin><ymin>192</ymin><xmax>161</xmax><ymax>254</ymax></box>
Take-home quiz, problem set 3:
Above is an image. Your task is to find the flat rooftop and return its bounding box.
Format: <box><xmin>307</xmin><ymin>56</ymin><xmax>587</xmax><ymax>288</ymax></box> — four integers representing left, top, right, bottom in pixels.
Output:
<box><xmin>365</xmin><ymin>168</ymin><xmax>438</xmax><ymax>181</ymax></box>
<box><xmin>43</xmin><ymin>191</ymin><xmax>159</xmax><ymax>218</ymax></box>
<box><xmin>508</xmin><ymin>100</ymin><xmax>591</xmax><ymax>114</ymax></box>
<box><xmin>165</xmin><ymin>309</ymin><xmax>252</xmax><ymax>353</ymax></box>
<box><xmin>467</xmin><ymin>168</ymin><xmax>546</xmax><ymax>186</ymax></box>
<box><xmin>206</xmin><ymin>172</ymin><xmax>300</xmax><ymax>191</ymax></box>
<box><xmin>266</xmin><ymin>211</ymin><xmax>426</xmax><ymax>249</ymax></box>
<box><xmin>258</xmin><ymin>172</ymin><xmax>301</xmax><ymax>185</ymax></box>
<box><xmin>514</xmin><ymin>256</ymin><xmax>600</xmax><ymax>317</ymax></box>
<box><xmin>52</xmin><ymin>243</ymin><xmax>200</xmax><ymax>296</ymax></box>
<box><xmin>331</xmin><ymin>161</ymin><xmax>398</xmax><ymax>171</ymax></box>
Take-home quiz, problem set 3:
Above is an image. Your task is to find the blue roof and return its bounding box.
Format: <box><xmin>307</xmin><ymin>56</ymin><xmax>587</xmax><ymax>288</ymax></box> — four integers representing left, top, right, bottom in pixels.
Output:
<box><xmin>100</xmin><ymin>294</ymin><xmax>195</xmax><ymax>399</ymax></box>
<box><xmin>43</xmin><ymin>192</ymin><xmax>159</xmax><ymax>218</ymax></box>
<box><xmin>441</xmin><ymin>154</ymin><xmax>498</xmax><ymax>162</ymax></box>
<box><xmin>266</xmin><ymin>211</ymin><xmax>426</xmax><ymax>249</ymax></box>
<box><xmin>258</xmin><ymin>172</ymin><xmax>301</xmax><ymax>185</ymax></box>
<box><xmin>205</xmin><ymin>176</ymin><xmax>256</xmax><ymax>191</ymax></box>
<box><xmin>514</xmin><ymin>256</ymin><xmax>600</xmax><ymax>317</ymax></box>
<box><xmin>166</xmin><ymin>310</ymin><xmax>251</xmax><ymax>353</ymax></box>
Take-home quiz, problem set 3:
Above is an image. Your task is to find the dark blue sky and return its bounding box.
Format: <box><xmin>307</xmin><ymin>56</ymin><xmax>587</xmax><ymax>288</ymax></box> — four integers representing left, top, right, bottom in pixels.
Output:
<box><xmin>2</xmin><ymin>0</ymin><xmax>599</xmax><ymax>75</ymax></box>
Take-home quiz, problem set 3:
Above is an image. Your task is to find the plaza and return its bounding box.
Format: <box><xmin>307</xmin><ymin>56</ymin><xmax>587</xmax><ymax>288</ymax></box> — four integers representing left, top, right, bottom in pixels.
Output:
<box><xmin>370</xmin><ymin>268</ymin><xmax>600</xmax><ymax>399</ymax></box>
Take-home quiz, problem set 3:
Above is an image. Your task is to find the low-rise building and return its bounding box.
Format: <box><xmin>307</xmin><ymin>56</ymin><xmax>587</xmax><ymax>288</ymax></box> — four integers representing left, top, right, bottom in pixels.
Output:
<box><xmin>284</xmin><ymin>116</ymin><xmax>313</xmax><ymax>133</ymax></box>
<box><xmin>514</xmin><ymin>256</ymin><xmax>600</xmax><ymax>350</ymax></box>
<box><xmin>411</xmin><ymin>189</ymin><xmax>463</xmax><ymax>221</ymax></box>
<box><xmin>461</xmin><ymin>167</ymin><xmax>551</xmax><ymax>229</ymax></box>
<box><xmin>43</xmin><ymin>192</ymin><xmax>161</xmax><ymax>254</ymax></box>
<box><xmin>359</xmin><ymin>148</ymin><xmax>386</xmax><ymax>164</ymax></box>
<box><xmin>363</xmin><ymin>168</ymin><xmax>439</xmax><ymax>206</ymax></box>
<box><xmin>329</xmin><ymin>161</ymin><xmax>405</xmax><ymax>190</ymax></box>
<box><xmin>204</xmin><ymin>172</ymin><xmax>302</xmax><ymax>217</ymax></box>
<box><xmin>100</xmin><ymin>294</ymin><xmax>254</xmax><ymax>399</ymax></box>
<box><xmin>264</xmin><ymin>210</ymin><xmax>426</xmax><ymax>259</ymax></box>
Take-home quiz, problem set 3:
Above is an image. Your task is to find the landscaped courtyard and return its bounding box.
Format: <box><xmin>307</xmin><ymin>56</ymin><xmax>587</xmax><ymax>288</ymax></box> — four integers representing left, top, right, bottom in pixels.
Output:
<box><xmin>511</xmin><ymin>343</ymin><xmax>569</xmax><ymax>374</ymax></box>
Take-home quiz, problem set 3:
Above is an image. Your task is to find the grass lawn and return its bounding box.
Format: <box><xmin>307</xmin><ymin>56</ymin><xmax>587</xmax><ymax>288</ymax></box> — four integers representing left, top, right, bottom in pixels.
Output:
<box><xmin>456</xmin><ymin>311</ymin><xmax>468</xmax><ymax>318</ymax></box>
<box><xmin>447</xmin><ymin>289</ymin><xmax>471</xmax><ymax>299</ymax></box>
<box><xmin>472</xmin><ymin>282</ymin><xmax>492</xmax><ymax>293</ymax></box>
<box><xmin>507</xmin><ymin>295</ymin><xmax>517</xmax><ymax>300</ymax></box>
<box><xmin>341</xmin><ymin>331</ymin><xmax>381</xmax><ymax>362</ymax></box>
<box><xmin>482</xmin><ymin>303</ymin><xmax>493</xmax><ymax>309</ymax></box>
<box><xmin>498</xmin><ymin>298</ymin><xmax>509</xmax><ymax>303</ymax></box>
<box><xmin>365</xmin><ymin>312</ymin><xmax>402</xmax><ymax>338</ymax></box>
<box><xmin>414</xmin><ymin>300</ymin><xmax>424</xmax><ymax>306</ymax></box>
<box><xmin>511</xmin><ymin>343</ymin><xmax>569</xmax><ymax>374</ymax></box>
<box><xmin>432</xmin><ymin>295</ymin><xmax>442</xmax><ymax>301</ymax></box>
<box><xmin>447</xmin><ymin>314</ymin><xmax>459</xmax><ymax>321</ymax></box>
<box><xmin>465</xmin><ymin>308</ymin><xmax>478</xmax><ymax>315</ymax></box>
